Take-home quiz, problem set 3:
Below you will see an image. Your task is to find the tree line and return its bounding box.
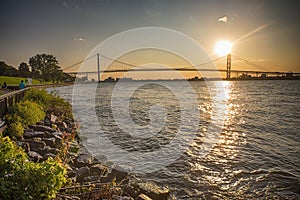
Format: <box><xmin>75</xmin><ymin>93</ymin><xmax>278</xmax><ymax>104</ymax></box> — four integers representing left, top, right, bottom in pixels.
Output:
<box><xmin>0</xmin><ymin>54</ymin><xmax>74</xmax><ymax>83</ymax></box>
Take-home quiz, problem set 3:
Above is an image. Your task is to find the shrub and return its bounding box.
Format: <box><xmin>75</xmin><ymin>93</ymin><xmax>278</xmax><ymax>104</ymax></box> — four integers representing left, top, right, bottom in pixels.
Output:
<box><xmin>4</xmin><ymin>101</ymin><xmax>45</xmax><ymax>139</ymax></box>
<box><xmin>8</xmin><ymin>100</ymin><xmax>46</xmax><ymax>127</ymax></box>
<box><xmin>4</xmin><ymin>120</ymin><xmax>24</xmax><ymax>140</ymax></box>
<box><xmin>0</xmin><ymin>136</ymin><xmax>67</xmax><ymax>199</ymax></box>
<box><xmin>24</xmin><ymin>88</ymin><xmax>50</xmax><ymax>110</ymax></box>
<box><xmin>24</xmin><ymin>88</ymin><xmax>73</xmax><ymax>120</ymax></box>
<box><xmin>48</xmin><ymin>95</ymin><xmax>73</xmax><ymax>120</ymax></box>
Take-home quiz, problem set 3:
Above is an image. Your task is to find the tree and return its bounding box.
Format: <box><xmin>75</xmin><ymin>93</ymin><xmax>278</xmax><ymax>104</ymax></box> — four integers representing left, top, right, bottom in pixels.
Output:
<box><xmin>0</xmin><ymin>61</ymin><xmax>19</xmax><ymax>76</ymax></box>
<box><xmin>18</xmin><ymin>62</ymin><xmax>31</xmax><ymax>77</ymax></box>
<box><xmin>29</xmin><ymin>54</ymin><xmax>62</xmax><ymax>82</ymax></box>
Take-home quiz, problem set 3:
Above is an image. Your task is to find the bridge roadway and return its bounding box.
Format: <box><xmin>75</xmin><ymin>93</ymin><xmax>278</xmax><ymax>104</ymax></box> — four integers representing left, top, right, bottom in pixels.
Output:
<box><xmin>67</xmin><ymin>68</ymin><xmax>300</xmax><ymax>76</ymax></box>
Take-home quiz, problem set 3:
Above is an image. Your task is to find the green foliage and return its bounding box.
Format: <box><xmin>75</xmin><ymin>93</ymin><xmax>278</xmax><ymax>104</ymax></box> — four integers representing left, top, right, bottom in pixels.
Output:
<box><xmin>18</xmin><ymin>62</ymin><xmax>31</xmax><ymax>77</ymax></box>
<box><xmin>8</xmin><ymin>100</ymin><xmax>45</xmax><ymax>127</ymax></box>
<box><xmin>48</xmin><ymin>94</ymin><xmax>73</xmax><ymax>119</ymax></box>
<box><xmin>29</xmin><ymin>54</ymin><xmax>63</xmax><ymax>82</ymax></box>
<box><xmin>4</xmin><ymin>100</ymin><xmax>45</xmax><ymax>139</ymax></box>
<box><xmin>0</xmin><ymin>61</ymin><xmax>19</xmax><ymax>77</ymax></box>
<box><xmin>0</xmin><ymin>136</ymin><xmax>67</xmax><ymax>199</ymax></box>
<box><xmin>4</xmin><ymin>119</ymin><xmax>24</xmax><ymax>139</ymax></box>
<box><xmin>0</xmin><ymin>76</ymin><xmax>50</xmax><ymax>86</ymax></box>
<box><xmin>24</xmin><ymin>88</ymin><xmax>50</xmax><ymax>109</ymax></box>
<box><xmin>25</xmin><ymin>88</ymin><xmax>73</xmax><ymax>119</ymax></box>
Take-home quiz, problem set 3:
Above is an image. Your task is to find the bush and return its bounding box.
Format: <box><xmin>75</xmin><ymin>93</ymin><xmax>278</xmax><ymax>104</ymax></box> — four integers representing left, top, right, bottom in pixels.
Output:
<box><xmin>4</xmin><ymin>120</ymin><xmax>24</xmax><ymax>139</ymax></box>
<box><xmin>24</xmin><ymin>88</ymin><xmax>50</xmax><ymax>110</ymax></box>
<box><xmin>0</xmin><ymin>136</ymin><xmax>67</xmax><ymax>199</ymax></box>
<box><xmin>48</xmin><ymin>95</ymin><xmax>73</xmax><ymax>120</ymax></box>
<box><xmin>8</xmin><ymin>100</ymin><xmax>46</xmax><ymax>127</ymax></box>
<box><xmin>24</xmin><ymin>88</ymin><xmax>72</xmax><ymax>120</ymax></box>
<box><xmin>4</xmin><ymin>100</ymin><xmax>45</xmax><ymax>139</ymax></box>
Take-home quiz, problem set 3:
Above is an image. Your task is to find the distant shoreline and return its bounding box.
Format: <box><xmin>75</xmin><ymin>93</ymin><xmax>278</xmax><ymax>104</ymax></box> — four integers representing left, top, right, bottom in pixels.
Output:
<box><xmin>91</xmin><ymin>76</ymin><xmax>300</xmax><ymax>83</ymax></box>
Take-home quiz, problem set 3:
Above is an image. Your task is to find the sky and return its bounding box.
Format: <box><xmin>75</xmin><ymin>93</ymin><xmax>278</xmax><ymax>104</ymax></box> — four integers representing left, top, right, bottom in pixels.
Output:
<box><xmin>1</xmin><ymin>0</ymin><xmax>300</xmax><ymax>79</ymax></box>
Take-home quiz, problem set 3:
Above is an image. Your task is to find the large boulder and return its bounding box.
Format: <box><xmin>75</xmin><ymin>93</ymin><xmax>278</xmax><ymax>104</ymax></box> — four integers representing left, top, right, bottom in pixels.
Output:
<box><xmin>42</xmin><ymin>137</ymin><xmax>56</xmax><ymax>147</ymax></box>
<box><xmin>38</xmin><ymin>146</ymin><xmax>60</xmax><ymax>156</ymax></box>
<box><xmin>16</xmin><ymin>141</ymin><xmax>30</xmax><ymax>152</ymax></box>
<box><xmin>28</xmin><ymin>124</ymin><xmax>56</xmax><ymax>133</ymax></box>
<box><xmin>106</xmin><ymin>168</ymin><xmax>128</xmax><ymax>183</ymax></box>
<box><xmin>74</xmin><ymin>153</ymin><xmax>95</xmax><ymax>168</ymax></box>
<box><xmin>28</xmin><ymin>151</ymin><xmax>43</xmax><ymax>162</ymax></box>
<box><xmin>43</xmin><ymin>153</ymin><xmax>56</xmax><ymax>160</ymax></box>
<box><xmin>136</xmin><ymin>194</ymin><xmax>152</xmax><ymax>200</ymax></box>
<box><xmin>23</xmin><ymin>130</ymin><xmax>46</xmax><ymax>139</ymax></box>
<box><xmin>123</xmin><ymin>182</ymin><xmax>170</xmax><ymax>200</ymax></box>
<box><xmin>26</xmin><ymin>139</ymin><xmax>46</xmax><ymax>152</ymax></box>
<box><xmin>90</xmin><ymin>163</ymin><xmax>108</xmax><ymax>176</ymax></box>
<box><xmin>76</xmin><ymin>166</ymin><xmax>90</xmax><ymax>182</ymax></box>
<box><xmin>137</xmin><ymin>182</ymin><xmax>170</xmax><ymax>200</ymax></box>
<box><xmin>68</xmin><ymin>141</ymin><xmax>80</xmax><ymax>153</ymax></box>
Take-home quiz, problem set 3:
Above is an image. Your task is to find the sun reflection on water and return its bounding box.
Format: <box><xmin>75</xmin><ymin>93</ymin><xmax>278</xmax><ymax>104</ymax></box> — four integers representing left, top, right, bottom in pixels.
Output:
<box><xmin>192</xmin><ymin>81</ymin><xmax>247</xmax><ymax>187</ymax></box>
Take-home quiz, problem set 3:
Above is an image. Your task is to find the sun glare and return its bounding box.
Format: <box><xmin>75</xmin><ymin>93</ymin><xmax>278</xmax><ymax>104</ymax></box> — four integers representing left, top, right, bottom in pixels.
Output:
<box><xmin>214</xmin><ymin>41</ymin><xmax>232</xmax><ymax>56</ymax></box>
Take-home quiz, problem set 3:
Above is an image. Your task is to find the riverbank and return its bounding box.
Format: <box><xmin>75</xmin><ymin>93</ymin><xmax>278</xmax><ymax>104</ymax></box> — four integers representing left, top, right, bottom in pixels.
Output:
<box><xmin>0</xmin><ymin>88</ymin><xmax>172</xmax><ymax>200</ymax></box>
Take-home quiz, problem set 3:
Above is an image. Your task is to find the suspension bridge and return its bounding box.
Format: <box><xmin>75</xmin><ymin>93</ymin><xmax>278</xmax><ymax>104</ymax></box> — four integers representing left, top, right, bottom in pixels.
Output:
<box><xmin>64</xmin><ymin>53</ymin><xmax>300</xmax><ymax>81</ymax></box>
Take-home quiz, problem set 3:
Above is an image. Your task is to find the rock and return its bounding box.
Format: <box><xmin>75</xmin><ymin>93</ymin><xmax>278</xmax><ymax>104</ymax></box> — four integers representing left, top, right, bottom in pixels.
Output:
<box><xmin>56</xmin><ymin>122</ymin><xmax>68</xmax><ymax>131</ymax></box>
<box><xmin>81</xmin><ymin>175</ymin><xmax>101</xmax><ymax>182</ymax></box>
<box><xmin>137</xmin><ymin>183</ymin><xmax>170</xmax><ymax>200</ymax></box>
<box><xmin>53</xmin><ymin>131</ymin><xmax>63</xmax><ymax>137</ymax></box>
<box><xmin>76</xmin><ymin>166</ymin><xmax>90</xmax><ymax>182</ymax></box>
<box><xmin>50</xmin><ymin>114</ymin><xmax>57</xmax><ymax>123</ymax></box>
<box><xmin>39</xmin><ymin>146</ymin><xmax>60</xmax><ymax>156</ymax></box>
<box><xmin>74</xmin><ymin>153</ymin><xmax>95</xmax><ymax>168</ymax></box>
<box><xmin>107</xmin><ymin>168</ymin><xmax>128</xmax><ymax>183</ymax></box>
<box><xmin>44</xmin><ymin>118</ymin><xmax>51</xmax><ymax>126</ymax></box>
<box><xmin>36</xmin><ymin>121</ymin><xmax>44</xmax><ymax>126</ymax></box>
<box><xmin>67</xmin><ymin>170</ymin><xmax>77</xmax><ymax>178</ymax></box>
<box><xmin>112</xmin><ymin>195</ymin><xmax>134</xmax><ymax>200</ymax></box>
<box><xmin>136</xmin><ymin>194</ymin><xmax>152</xmax><ymax>200</ymax></box>
<box><xmin>68</xmin><ymin>141</ymin><xmax>80</xmax><ymax>153</ymax></box>
<box><xmin>16</xmin><ymin>141</ymin><xmax>30</xmax><ymax>152</ymax></box>
<box><xmin>122</xmin><ymin>184</ymin><xmax>141</xmax><ymax>199</ymax></box>
<box><xmin>66</xmin><ymin>153</ymin><xmax>78</xmax><ymax>169</ymax></box>
<box><xmin>23</xmin><ymin>130</ymin><xmax>46</xmax><ymax>139</ymax></box>
<box><xmin>26</xmin><ymin>139</ymin><xmax>46</xmax><ymax>152</ymax></box>
<box><xmin>53</xmin><ymin>135</ymin><xmax>62</xmax><ymax>148</ymax></box>
<box><xmin>123</xmin><ymin>182</ymin><xmax>170</xmax><ymax>200</ymax></box>
<box><xmin>42</xmin><ymin>137</ymin><xmax>56</xmax><ymax>147</ymax></box>
<box><xmin>90</xmin><ymin>164</ymin><xmax>108</xmax><ymax>176</ymax></box>
<box><xmin>43</xmin><ymin>153</ymin><xmax>56</xmax><ymax>160</ymax></box>
<box><xmin>28</xmin><ymin>151</ymin><xmax>43</xmax><ymax>162</ymax></box>
<box><xmin>28</xmin><ymin>124</ymin><xmax>56</xmax><ymax>133</ymax></box>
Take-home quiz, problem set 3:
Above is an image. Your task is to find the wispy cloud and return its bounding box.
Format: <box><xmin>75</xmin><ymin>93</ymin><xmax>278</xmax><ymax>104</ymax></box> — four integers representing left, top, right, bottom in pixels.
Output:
<box><xmin>73</xmin><ymin>37</ymin><xmax>86</xmax><ymax>41</ymax></box>
<box><xmin>62</xmin><ymin>1</ymin><xmax>68</xmax><ymax>8</ymax></box>
<box><xmin>218</xmin><ymin>16</ymin><xmax>228</xmax><ymax>23</ymax></box>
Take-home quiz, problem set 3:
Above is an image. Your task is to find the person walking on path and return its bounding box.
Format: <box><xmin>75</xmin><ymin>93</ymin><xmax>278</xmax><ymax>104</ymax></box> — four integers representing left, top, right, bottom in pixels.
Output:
<box><xmin>19</xmin><ymin>80</ymin><xmax>25</xmax><ymax>89</ymax></box>
<box><xmin>2</xmin><ymin>82</ymin><xmax>7</xmax><ymax>89</ymax></box>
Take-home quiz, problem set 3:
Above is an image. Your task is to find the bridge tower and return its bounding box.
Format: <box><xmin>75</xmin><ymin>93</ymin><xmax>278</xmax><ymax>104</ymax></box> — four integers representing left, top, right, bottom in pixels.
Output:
<box><xmin>226</xmin><ymin>53</ymin><xmax>231</xmax><ymax>79</ymax></box>
<box><xmin>97</xmin><ymin>53</ymin><xmax>100</xmax><ymax>82</ymax></box>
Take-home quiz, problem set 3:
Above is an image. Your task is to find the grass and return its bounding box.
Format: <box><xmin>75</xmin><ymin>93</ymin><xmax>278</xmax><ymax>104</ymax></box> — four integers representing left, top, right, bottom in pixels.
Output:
<box><xmin>0</xmin><ymin>76</ymin><xmax>51</xmax><ymax>86</ymax></box>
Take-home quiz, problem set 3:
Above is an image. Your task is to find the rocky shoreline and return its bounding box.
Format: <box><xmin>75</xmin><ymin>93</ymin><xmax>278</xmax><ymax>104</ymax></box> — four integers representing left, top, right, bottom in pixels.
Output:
<box><xmin>14</xmin><ymin>114</ymin><xmax>172</xmax><ymax>200</ymax></box>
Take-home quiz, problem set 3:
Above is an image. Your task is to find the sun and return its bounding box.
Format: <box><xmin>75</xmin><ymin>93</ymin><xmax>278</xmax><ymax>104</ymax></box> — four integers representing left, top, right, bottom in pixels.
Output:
<box><xmin>214</xmin><ymin>41</ymin><xmax>232</xmax><ymax>56</ymax></box>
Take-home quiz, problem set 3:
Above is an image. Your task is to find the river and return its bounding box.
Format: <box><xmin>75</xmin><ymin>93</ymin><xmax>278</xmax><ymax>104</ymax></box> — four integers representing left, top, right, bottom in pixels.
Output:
<box><xmin>51</xmin><ymin>80</ymin><xmax>300</xmax><ymax>199</ymax></box>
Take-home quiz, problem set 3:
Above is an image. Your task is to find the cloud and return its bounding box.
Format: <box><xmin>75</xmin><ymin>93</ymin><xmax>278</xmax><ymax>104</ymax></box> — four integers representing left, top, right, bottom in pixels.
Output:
<box><xmin>73</xmin><ymin>37</ymin><xmax>86</xmax><ymax>41</ymax></box>
<box><xmin>218</xmin><ymin>16</ymin><xmax>228</xmax><ymax>23</ymax></box>
<box><xmin>62</xmin><ymin>1</ymin><xmax>68</xmax><ymax>7</ymax></box>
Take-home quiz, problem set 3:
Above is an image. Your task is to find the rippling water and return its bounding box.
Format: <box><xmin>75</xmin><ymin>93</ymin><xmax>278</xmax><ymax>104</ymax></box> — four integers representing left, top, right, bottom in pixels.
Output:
<box><xmin>52</xmin><ymin>80</ymin><xmax>300</xmax><ymax>199</ymax></box>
